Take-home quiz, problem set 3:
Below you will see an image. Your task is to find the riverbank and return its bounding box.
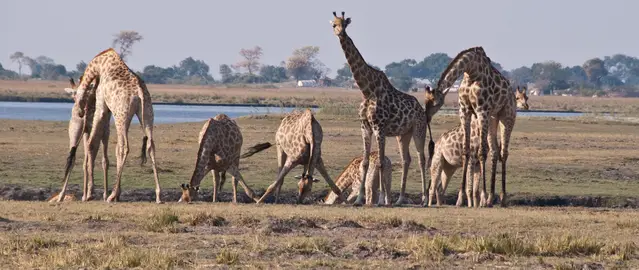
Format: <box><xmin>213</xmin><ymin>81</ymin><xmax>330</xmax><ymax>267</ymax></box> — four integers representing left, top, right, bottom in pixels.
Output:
<box><xmin>2</xmin><ymin>79</ymin><xmax>639</xmax><ymax>115</ymax></box>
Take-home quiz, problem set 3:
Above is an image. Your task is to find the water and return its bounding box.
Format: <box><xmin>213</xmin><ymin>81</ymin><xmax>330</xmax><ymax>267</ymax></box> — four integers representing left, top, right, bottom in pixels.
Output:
<box><xmin>0</xmin><ymin>101</ymin><xmax>584</xmax><ymax>124</ymax></box>
<box><xmin>0</xmin><ymin>101</ymin><xmax>304</xmax><ymax>124</ymax></box>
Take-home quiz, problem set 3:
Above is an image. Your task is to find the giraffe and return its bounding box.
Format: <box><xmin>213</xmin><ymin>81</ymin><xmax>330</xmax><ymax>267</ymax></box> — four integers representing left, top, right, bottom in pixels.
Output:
<box><xmin>178</xmin><ymin>114</ymin><xmax>259</xmax><ymax>204</ymax></box>
<box><xmin>47</xmin><ymin>192</ymin><xmax>77</xmax><ymax>202</ymax></box>
<box><xmin>242</xmin><ymin>109</ymin><xmax>343</xmax><ymax>204</ymax></box>
<box><xmin>55</xmin><ymin>77</ymin><xmax>150</xmax><ymax>203</ymax></box>
<box><xmin>322</xmin><ymin>151</ymin><xmax>392</xmax><ymax>206</ymax></box>
<box><xmin>427</xmin><ymin>87</ymin><xmax>529</xmax><ymax>207</ymax></box>
<box><xmin>330</xmin><ymin>11</ymin><xmax>438</xmax><ymax>206</ymax></box>
<box><xmin>435</xmin><ymin>46</ymin><xmax>520</xmax><ymax>207</ymax></box>
<box><xmin>65</xmin><ymin>48</ymin><xmax>162</xmax><ymax>203</ymax></box>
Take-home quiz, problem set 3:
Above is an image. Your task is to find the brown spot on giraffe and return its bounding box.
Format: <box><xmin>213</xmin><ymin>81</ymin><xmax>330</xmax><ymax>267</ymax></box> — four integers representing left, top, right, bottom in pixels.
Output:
<box><xmin>331</xmin><ymin>11</ymin><xmax>442</xmax><ymax>206</ymax></box>
<box><xmin>178</xmin><ymin>114</ymin><xmax>258</xmax><ymax>204</ymax></box>
<box><xmin>435</xmin><ymin>46</ymin><xmax>523</xmax><ymax>207</ymax></box>
<box><xmin>323</xmin><ymin>151</ymin><xmax>392</xmax><ymax>206</ymax></box>
<box><xmin>242</xmin><ymin>109</ymin><xmax>343</xmax><ymax>204</ymax></box>
<box><xmin>68</xmin><ymin>48</ymin><xmax>162</xmax><ymax>203</ymax></box>
<box><xmin>427</xmin><ymin>88</ymin><xmax>529</xmax><ymax>207</ymax></box>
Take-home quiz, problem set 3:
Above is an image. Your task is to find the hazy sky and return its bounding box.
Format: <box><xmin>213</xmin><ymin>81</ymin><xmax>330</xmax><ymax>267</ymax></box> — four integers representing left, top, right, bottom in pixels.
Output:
<box><xmin>1</xmin><ymin>0</ymin><xmax>637</xmax><ymax>77</ymax></box>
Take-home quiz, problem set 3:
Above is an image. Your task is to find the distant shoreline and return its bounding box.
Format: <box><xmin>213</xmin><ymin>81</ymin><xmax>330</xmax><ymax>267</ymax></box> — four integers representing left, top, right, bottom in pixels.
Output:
<box><xmin>0</xmin><ymin>96</ymin><xmax>320</xmax><ymax>109</ymax></box>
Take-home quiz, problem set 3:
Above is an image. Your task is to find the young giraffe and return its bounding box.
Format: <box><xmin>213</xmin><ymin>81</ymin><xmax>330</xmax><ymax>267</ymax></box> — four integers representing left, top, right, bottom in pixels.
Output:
<box><xmin>435</xmin><ymin>46</ymin><xmax>518</xmax><ymax>207</ymax></box>
<box><xmin>331</xmin><ymin>11</ymin><xmax>440</xmax><ymax>206</ymax></box>
<box><xmin>323</xmin><ymin>151</ymin><xmax>392</xmax><ymax>206</ymax></box>
<box><xmin>178</xmin><ymin>114</ymin><xmax>259</xmax><ymax>203</ymax></box>
<box><xmin>242</xmin><ymin>109</ymin><xmax>343</xmax><ymax>204</ymax></box>
<box><xmin>65</xmin><ymin>48</ymin><xmax>162</xmax><ymax>203</ymax></box>
<box><xmin>427</xmin><ymin>87</ymin><xmax>529</xmax><ymax>207</ymax></box>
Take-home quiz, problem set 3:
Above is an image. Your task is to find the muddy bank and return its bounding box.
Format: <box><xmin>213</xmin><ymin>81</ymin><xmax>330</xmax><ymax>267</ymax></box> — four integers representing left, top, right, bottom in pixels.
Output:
<box><xmin>1</xmin><ymin>184</ymin><xmax>637</xmax><ymax>208</ymax></box>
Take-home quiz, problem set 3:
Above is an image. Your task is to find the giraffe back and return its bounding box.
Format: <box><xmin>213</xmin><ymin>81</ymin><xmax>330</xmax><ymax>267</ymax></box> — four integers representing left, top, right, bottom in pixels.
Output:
<box><xmin>275</xmin><ymin>109</ymin><xmax>321</xmax><ymax>161</ymax></box>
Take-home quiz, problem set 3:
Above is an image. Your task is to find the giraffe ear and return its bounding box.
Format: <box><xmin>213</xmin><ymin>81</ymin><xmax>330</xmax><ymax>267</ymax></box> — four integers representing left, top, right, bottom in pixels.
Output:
<box><xmin>64</xmin><ymin>88</ymin><xmax>76</xmax><ymax>95</ymax></box>
<box><xmin>425</xmin><ymin>86</ymin><xmax>431</xmax><ymax>93</ymax></box>
<box><xmin>345</xmin><ymin>17</ymin><xmax>352</xmax><ymax>25</ymax></box>
<box><xmin>442</xmin><ymin>87</ymin><xmax>451</xmax><ymax>95</ymax></box>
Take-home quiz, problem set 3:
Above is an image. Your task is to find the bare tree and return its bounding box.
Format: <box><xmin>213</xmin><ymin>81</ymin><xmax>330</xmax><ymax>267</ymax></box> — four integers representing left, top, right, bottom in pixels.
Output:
<box><xmin>112</xmin><ymin>30</ymin><xmax>143</xmax><ymax>61</ymax></box>
<box><xmin>9</xmin><ymin>52</ymin><xmax>25</xmax><ymax>76</ymax></box>
<box><xmin>233</xmin><ymin>46</ymin><xmax>263</xmax><ymax>75</ymax></box>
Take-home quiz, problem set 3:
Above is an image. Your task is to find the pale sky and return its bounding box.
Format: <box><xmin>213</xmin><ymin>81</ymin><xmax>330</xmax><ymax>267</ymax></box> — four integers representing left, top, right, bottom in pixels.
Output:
<box><xmin>1</xmin><ymin>0</ymin><xmax>637</xmax><ymax>77</ymax></box>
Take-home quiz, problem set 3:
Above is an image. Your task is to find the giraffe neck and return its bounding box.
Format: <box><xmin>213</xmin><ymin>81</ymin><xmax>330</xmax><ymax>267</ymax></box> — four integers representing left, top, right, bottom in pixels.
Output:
<box><xmin>437</xmin><ymin>48</ymin><xmax>491</xmax><ymax>92</ymax></box>
<box><xmin>338</xmin><ymin>33</ymin><xmax>375</xmax><ymax>99</ymax></box>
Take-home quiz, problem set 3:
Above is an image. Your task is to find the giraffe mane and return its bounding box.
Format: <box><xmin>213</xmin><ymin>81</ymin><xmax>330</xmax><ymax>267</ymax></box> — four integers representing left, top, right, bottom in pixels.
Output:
<box><xmin>95</xmin><ymin>48</ymin><xmax>117</xmax><ymax>57</ymax></box>
<box><xmin>436</xmin><ymin>46</ymin><xmax>485</xmax><ymax>90</ymax></box>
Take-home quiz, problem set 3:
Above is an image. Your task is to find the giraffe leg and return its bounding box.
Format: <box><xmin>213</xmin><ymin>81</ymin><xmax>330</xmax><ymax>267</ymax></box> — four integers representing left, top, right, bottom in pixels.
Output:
<box><xmin>485</xmin><ymin>118</ymin><xmax>499</xmax><ymax>207</ymax></box>
<box><xmin>228</xmin><ymin>165</ymin><xmax>256</xmax><ymax>203</ymax></box>
<box><xmin>219</xmin><ymin>171</ymin><xmax>227</xmax><ymax>190</ymax></box>
<box><xmin>457</xmin><ymin>108</ymin><xmax>473</xmax><ymax>207</ymax></box>
<box><xmin>498</xmin><ymin>120</ymin><xmax>513</xmax><ymax>207</ymax></box>
<box><xmin>86</xmin><ymin>105</ymin><xmax>110</xmax><ymax>202</ymax></box>
<box><xmin>141</xmin><ymin>106</ymin><xmax>162</xmax><ymax>204</ymax></box>
<box><xmin>476</xmin><ymin>112</ymin><xmax>490</xmax><ymax>209</ymax></box>
<box><xmin>383</xmin><ymin>160</ymin><xmax>393</xmax><ymax>206</ymax></box>
<box><xmin>212</xmin><ymin>170</ymin><xmax>221</xmax><ymax>202</ymax></box>
<box><xmin>471</xmin><ymin>160</ymin><xmax>481</xmax><ymax>208</ymax></box>
<box><xmin>354</xmin><ymin>123</ymin><xmax>372</xmax><ymax>207</ymax></box>
<box><xmin>100</xmin><ymin>113</ymin><xmax>111</xmax><ymax>201</ymax></box>
<box><xmin>257</xmin><ymin>160</ymin><xmax>295</xmax><ymax>204</ymax></box>
<box><xmin>439</xmin><ymin>164</ymin><xmax>457</xmax><ymax>206</ymax></box>
<box><xmin>466</xmin><ymin>156</ymin><xmax>475</xmax><ymax>208</ymax></box>
<box><xmin>58</xmin><ymin>115</ymin><xmax>84</xmax><ymax>203</ymax></box>
<box><xmin>392</xmin><ymin>133</ymin><xmax>411</xmax><ymax>206</ymax></box>
<box><xmin>365</xmin><ymin>162</ymin><xmax>378</xmax><ymax>206</ymax></box>
<box><xmin>412</xmin><ymin>130</ymin><xmax>428</xmax><ymax>207</ymax></box>
<box><xmin>428</xmin><ymin>153</ymin><xmax>444</xmax><ymax>207</ymax></box>
<box><xmin>81</xmin><ymin>135</ymin><xmax>90</xmax><ymax>201</ymax></box>
<box><xmin>371</xmin><ymin>131</ymin><xmax>386</xmax><ymax>207</ymax></box>
<box><xmin>107</xmin><ymin>112</ymin><xmax>133</xmax><ymax>203</ymax></box>
<box><xmin>274</xmin><ymin>146</ymin><xmax>287</xmax><ymax>204</ymax></box>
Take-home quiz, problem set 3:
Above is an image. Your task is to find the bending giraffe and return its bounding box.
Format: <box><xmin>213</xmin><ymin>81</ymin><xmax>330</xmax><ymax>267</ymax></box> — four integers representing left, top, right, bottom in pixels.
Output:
<box><xmin>331</xmin><ymin>11</ymin><xmax>443</xmax><ymax>206</ymax></box>
<box><xmin>323</xmin><ymin>151</ymin><xmax>392</xmax><ymax>206</ymax></box>
<box><xmin>427</xmin><ymin>87</ymin><xmax>529</xmax><ymax>207</ymax></box>
<box><xmin>54</xmin><ymin>76</ymin><xmax>148</xmax><ymax>202</ymax></box>
<box><xmin>242</xmin><ymin>109</ymin><xmax>343</xmax><ymax>204</ymax></box>
<box><xmin>178</xmin><ymin>114</ymin><xmax>259</xmax><ymax>203</ymax></box>
<box><xmin>434</xmin><ymin>46</ymin><xmax>519</xmax><ymax>207</ymax></box>
<box><xmin>65</xmin><ymin>48</ymin><xmax>162</xmax><ymax>203</ymax></box>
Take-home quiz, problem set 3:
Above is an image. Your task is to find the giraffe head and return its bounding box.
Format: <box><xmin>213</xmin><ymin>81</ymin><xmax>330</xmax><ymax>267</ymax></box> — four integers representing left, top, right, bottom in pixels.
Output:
<box><xmin>515</xmin><ymin>86</ymin><xmax>530</xmax><ymax>110</ymax></box>
<box><xmin>178</xmin><ymin>183</ymin><xmax>200</xmax><ymax>203</ymax></box>
<box><xmin>424</xmin><ymin>85</ymin><xmax>450</xmax><ymax>123</ymax></box>
<box><xmin>330</xmin><ymin>11</ymin><xmax>351</xmax><ymax>37</ymax></box>
<box><xmin>294</xmin><ymin>174</ymin><xmax>320</xmax><ymax>204</ymax></box>
<box><xmin>64</xmin><ymin>75</ymin><xmax>97</xmax><ymax>118</ymax></box>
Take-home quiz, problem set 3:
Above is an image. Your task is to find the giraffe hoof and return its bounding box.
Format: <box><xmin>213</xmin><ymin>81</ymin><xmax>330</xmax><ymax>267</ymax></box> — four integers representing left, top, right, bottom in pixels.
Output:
<box><xmin>156</xmin><ymin>200</ymin><xmax>164</xmax><ymax>204</ymax></box>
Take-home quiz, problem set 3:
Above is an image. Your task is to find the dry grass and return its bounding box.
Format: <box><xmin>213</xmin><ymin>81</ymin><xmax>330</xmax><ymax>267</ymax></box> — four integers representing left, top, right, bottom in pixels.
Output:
<box><xmin>0</xmin><ymin>202</ymin><xmax>638</xmax><ymax>268</ymax></box>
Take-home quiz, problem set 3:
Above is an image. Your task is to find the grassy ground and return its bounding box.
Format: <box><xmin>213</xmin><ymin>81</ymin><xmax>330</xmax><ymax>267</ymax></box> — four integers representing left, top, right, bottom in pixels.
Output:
<box><xmin>0</xmin><ymin>202</ymin><xmax>638</xmax><ymax>269</ymax></box>
<box><xmin>0</xmin><ymin>114</ymin><xmax>638</xmax><ymax>202</ymax></box>
<box><xmin>2</xmin><ymin>79</ymin><xmax>639</xmax><ymax>115</ymax></box>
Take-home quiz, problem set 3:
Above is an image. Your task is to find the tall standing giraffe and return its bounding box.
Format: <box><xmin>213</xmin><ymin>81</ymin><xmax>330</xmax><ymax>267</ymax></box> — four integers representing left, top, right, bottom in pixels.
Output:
<box><xmin>178</xmin><ymin>114</ymin><xmax>258</xmax><ymax>204</ymax></box>
<box><xmin>55</xmin><ymin>77</ymin><xmax>149</xmax><ymax>202</ymax></box>
<box><xmin>65</xmin><ymin>48</ymin><xmax>162</xmax><ymax>203</ymax></box>
<box><xmin>330</xmin><ymin>11</ymin><xmax>438</xmax><ymax>206</ymax></box>
<box><xmin>434</xmin><ymin>46</ymin><xmax>516</xmax><ymax>207</ymax></box>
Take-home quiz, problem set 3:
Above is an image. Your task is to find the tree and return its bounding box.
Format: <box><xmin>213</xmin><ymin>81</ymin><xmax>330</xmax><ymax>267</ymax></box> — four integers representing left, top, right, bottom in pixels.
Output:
<box><xmin>112</xmin><ymin>30</ymin><xmax>143</xmax><ymax>61</ymax></box>
<box><xmin>178</xmin><ymin>57</ymin><xmax>212</xmax><ymax>80</ymax></box>
<box><xmin>390</xmin><ymin>76</ymin><xmax>414</xmax><ymax>91</ymax></box>
<box><xmin>234</xmin><ymin>46</ymin><xmax>263</xmax><ymax>75</ymax></box>
<box><xmin>219</xmin><ymin>64</ymin><xmax>235</xmax><ymax>83</ymax></box>
<box><xmin>509</xmin><ymin>66</ymin><xmax>533</xmax><ymax>86</ymax></box>
<box><xmin>582</xmin><ymin>58</ymin><xmax>608</xmax><ymax>88</ymax></box>
<box><xmin>9</xmin><ymin>51</ymin><xmax>25</xmax><ymax>76</ymax></box>
<box><xmin>564</xmin><ymin>66</ymin><xmax>587</xmax><ymax>87</ymax></box>
<box><xmin>285</xmin><ymin>46</ymin><xmax>327</xmax><ymax>80</ymax></box>
<box><xmin>413</xmin><ymin>53</ymin><xmax>452</xmax><ymax>85</ymax></box>
<box><xmin>531</xmin><ymin>61</ymin><xmax>569</xmax><ymax>93</ymax></box>
<box><xmin>384</xmin><ymin>59</ymin><xmax>417</xmax><ymax>78</ymax></box>
<box><xmin>335</xmin><ymin>63</ymin><xmax>352</xmax><ymax>80</ymax></box>
<box><xmin>259</xmin><ymin>65</ymin><xmax>288</xmax><ymax>83</ymax></box>
<box><xmin>603</xmin><ymin>54</ymin><xmax>639</xmax><ymax>83</ymax></box>
<box><xmin>76</xmin><ymin>61</ymin><xmax>87</xmax><ymax>74</ymax></box>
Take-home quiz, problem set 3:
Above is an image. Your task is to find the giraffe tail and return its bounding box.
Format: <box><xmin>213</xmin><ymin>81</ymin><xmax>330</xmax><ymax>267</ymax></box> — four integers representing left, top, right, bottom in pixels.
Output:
<box><xmin>240</xmin><ymin>142</ymin><xmax>273</xmax><ymax>159</ymax></box>
<box><xmin>140</xmin><ymin>136</ymin><xmax>148</xmax><ymax>166</ymax></box>
<box><xmin>62</xmin><ymin>146</ymin><xmax>78</xmax><ymax>181</ymax></box>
